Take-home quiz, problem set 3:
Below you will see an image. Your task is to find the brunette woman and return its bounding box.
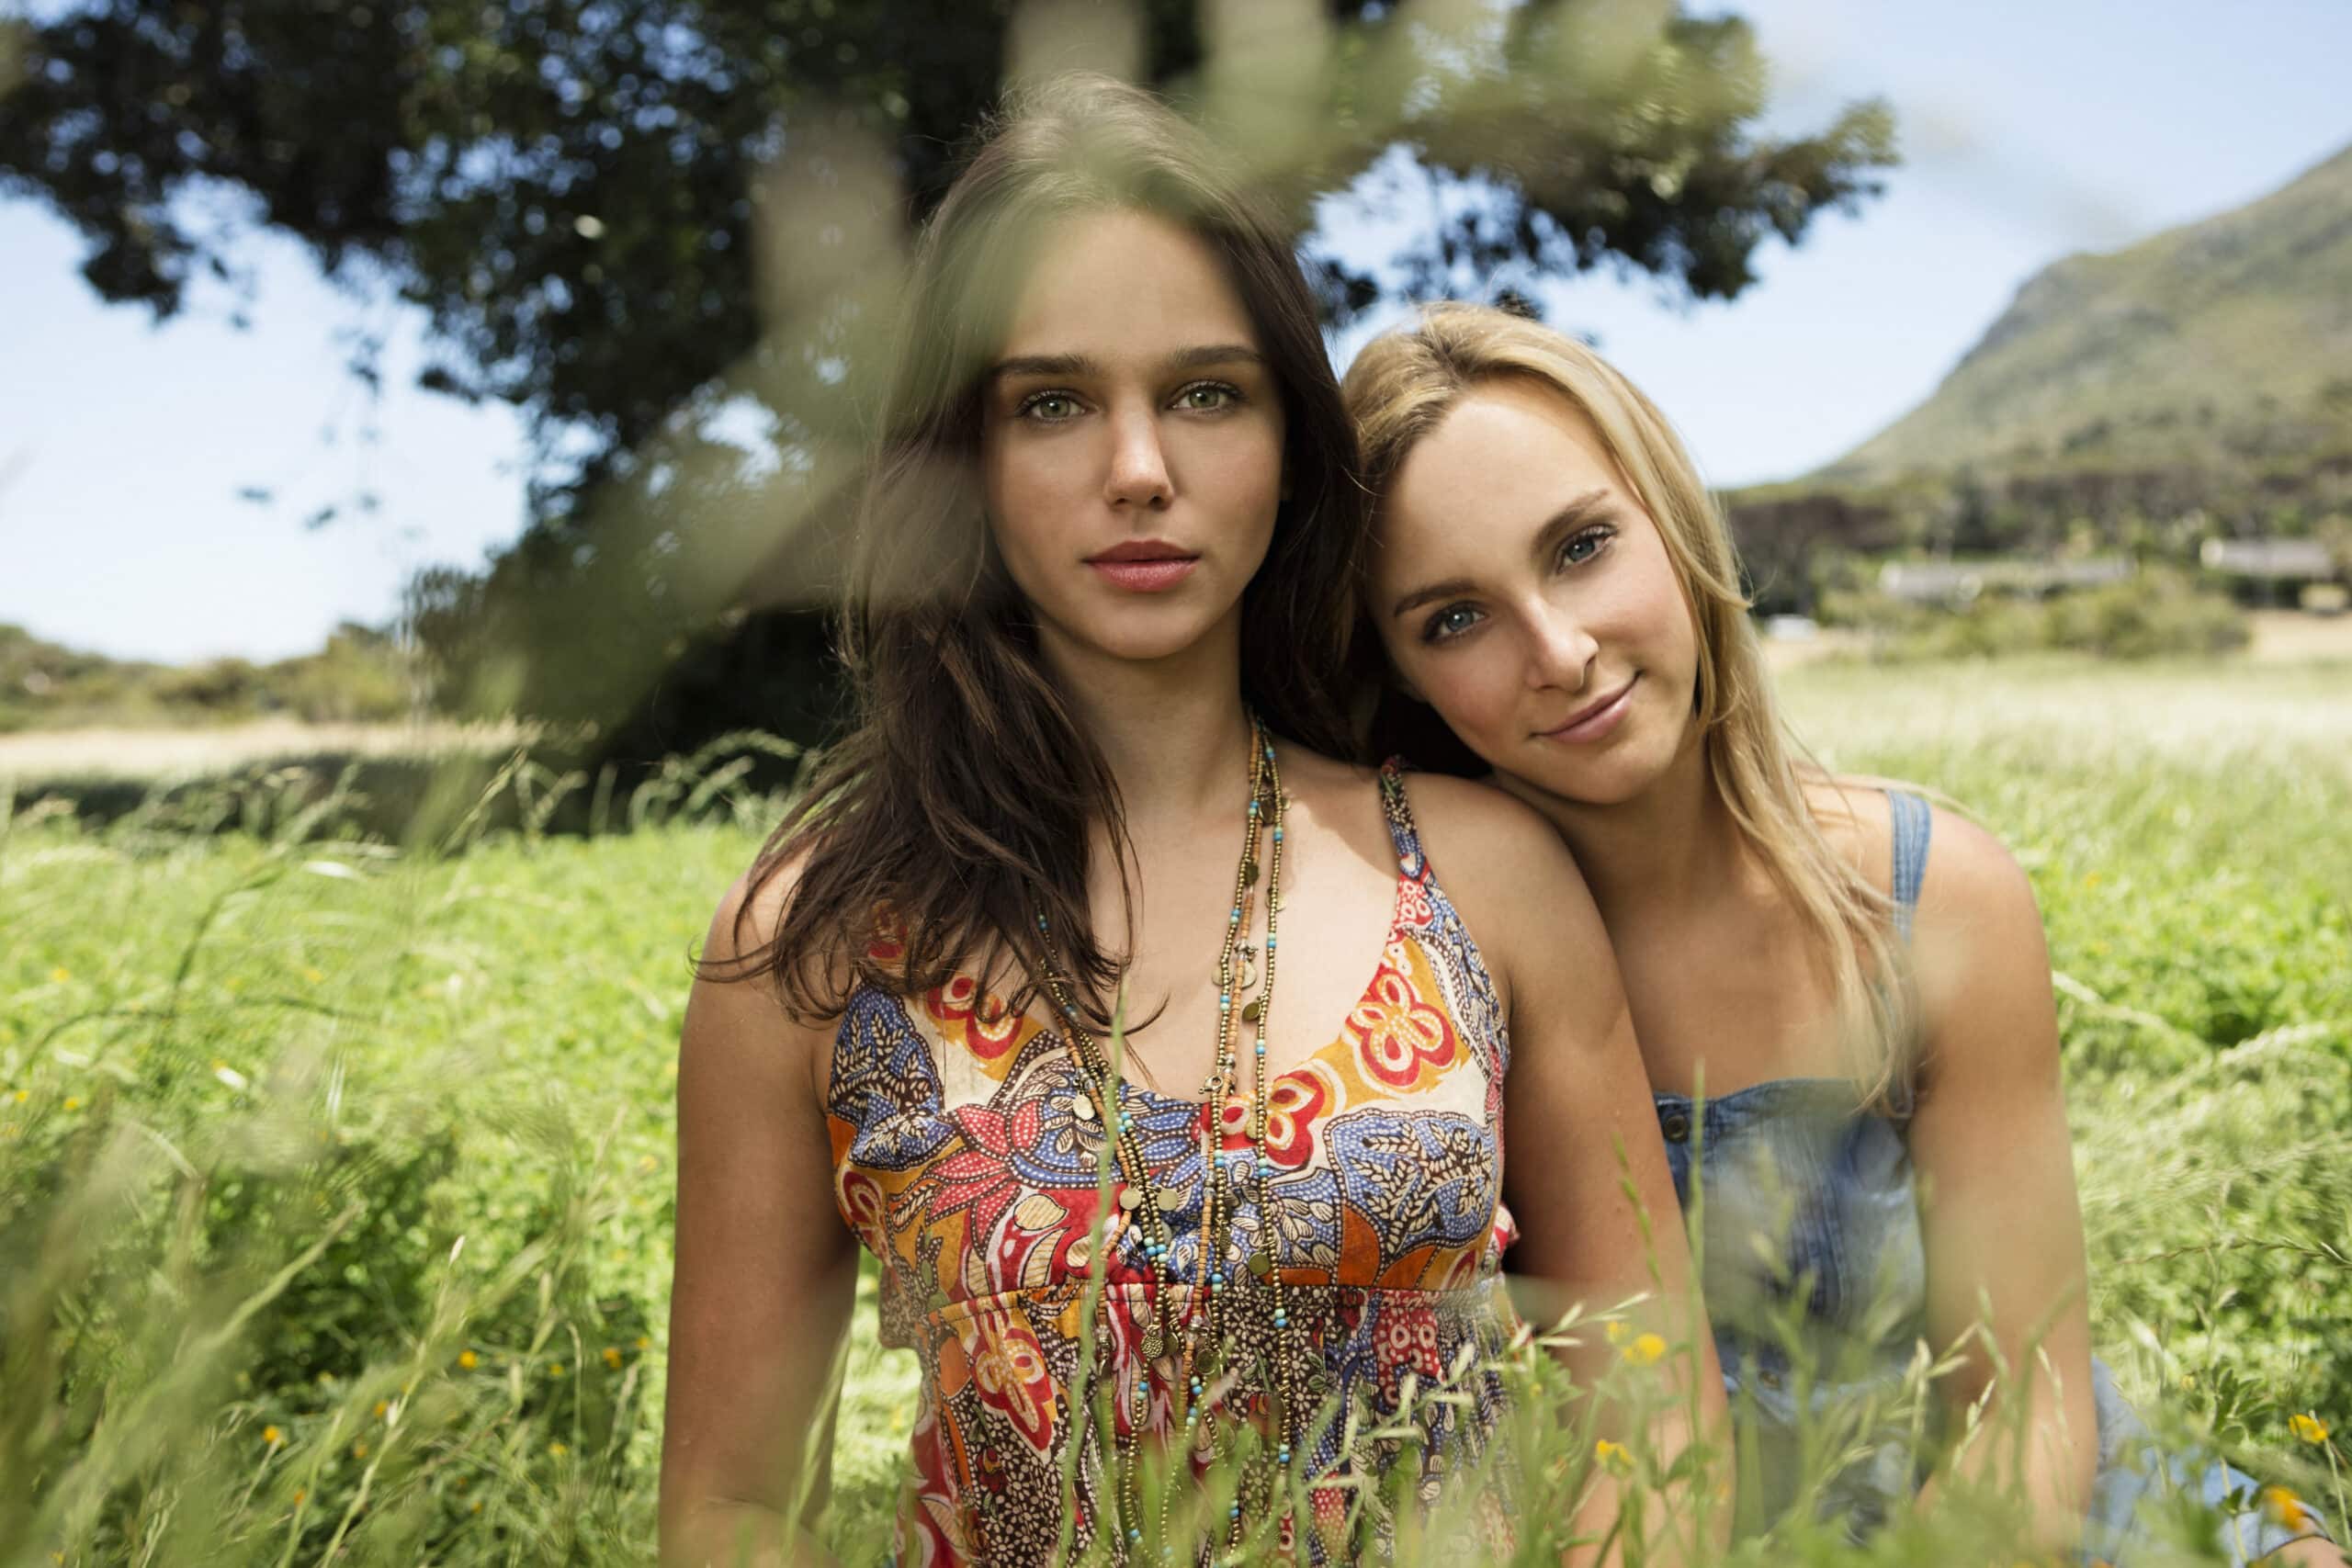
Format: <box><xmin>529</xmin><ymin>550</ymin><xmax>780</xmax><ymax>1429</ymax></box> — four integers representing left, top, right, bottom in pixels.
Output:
<box><xmin>659</xmin><ymin>86</ymin><xmax>1718</xmax><ymax>1568</ymax></box>
<box><xmin>1340</xmin><ymin>300</ymin><xmax>2340</xmax><ymax>1566</ymax></box>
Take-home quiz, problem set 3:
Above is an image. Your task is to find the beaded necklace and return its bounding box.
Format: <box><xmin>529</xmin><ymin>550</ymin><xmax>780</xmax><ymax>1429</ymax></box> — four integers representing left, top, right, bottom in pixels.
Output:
<box><xmin>1033</xmin><ymin>714</ymin><xmax>1305</xmax><ymax>1559</ymax></box>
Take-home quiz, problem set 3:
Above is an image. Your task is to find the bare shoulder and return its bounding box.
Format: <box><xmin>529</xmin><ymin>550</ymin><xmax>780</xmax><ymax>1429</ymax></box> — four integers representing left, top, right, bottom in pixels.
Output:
<box><xmin>1386</xmin><ymin>770</ymin><xmax>1608</xmax><ymax>1001</ymax></box>
<box><xmin>702</xmin><ymin>842</ymin><xmax>809</xmax><ymax>967</ymax></box>
<box><xmin>1389</xmin><ymin>769</ymin><xmax>1578</xmax><ymax>875</ymax></box>
<box><xmin>1902</xmin><ymin>799</ymin><xmax>2039</xmax><ymax>933</ymax></box>
<box><xmin>684</xmin><ymin>843</ymin><xmax>836</xmax><ymax>1109</ymax></box>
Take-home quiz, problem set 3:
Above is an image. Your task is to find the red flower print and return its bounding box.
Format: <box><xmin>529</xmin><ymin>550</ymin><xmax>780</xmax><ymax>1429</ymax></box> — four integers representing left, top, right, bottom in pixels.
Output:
<box><xmin>1377</xmin><ymin>1303</ymin><xmax>1443</xmax><ymax>1399</ymax></box>
<box><xmin>924</xmin><ymin>974</ymin><xmax>1030</xmax><ymax>1062</ymax></box>
<box><xmin>1347</xmin><ymin>965</ymin><xmax>1457</xmax><ymax>1088</ymax></box>
<box><xmin>1261</xmin><ymin>1069</ymin><xmax>1327</xmax><ymax>1168</ymax></box>
<box><xmin>921</xmin><ymin>1100</ymin><xmax>1048</xmax><ymax>1248</ymax></box>
<box><xmin>962</xmin><ymin>1305</ymin><xmax>1058</xmax><ymax>1452</ymax></box>
<box><xmin>867</xmin><ymin>904</ymin><xmax>908</xmax><ymax>963</ymax></box>
<box><xmin>1204</xmin><ymin>1069</ymin><xmax>1324</xmax><ymax>1168</ymax></box>
<box><xmin>837</xmin><ymin>1169</ymin><xmax>891</xmax><ymax>1257</ymax></box>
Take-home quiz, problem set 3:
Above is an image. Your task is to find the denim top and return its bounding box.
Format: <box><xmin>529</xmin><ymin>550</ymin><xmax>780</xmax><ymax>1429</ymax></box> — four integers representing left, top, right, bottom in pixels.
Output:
<box><xmin>1651</xmin><ymin>789</ymin><xmax>1935</xmax><ymax>1536</ymax></box>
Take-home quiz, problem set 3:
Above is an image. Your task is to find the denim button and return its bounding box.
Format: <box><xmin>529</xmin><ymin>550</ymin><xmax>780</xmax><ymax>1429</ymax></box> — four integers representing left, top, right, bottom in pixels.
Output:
<box><xmin>1661</xmin><ymin>1110</ymin><xmax>1691</xmax><ymax>1143</ymax></box>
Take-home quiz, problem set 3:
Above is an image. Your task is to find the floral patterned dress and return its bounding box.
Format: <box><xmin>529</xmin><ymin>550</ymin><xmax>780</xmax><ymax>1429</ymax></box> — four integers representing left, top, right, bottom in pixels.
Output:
<box><xmin>824</xmin><ymin>765</ymin><xmax>1522</xmax><ymax>1564</ymax></box>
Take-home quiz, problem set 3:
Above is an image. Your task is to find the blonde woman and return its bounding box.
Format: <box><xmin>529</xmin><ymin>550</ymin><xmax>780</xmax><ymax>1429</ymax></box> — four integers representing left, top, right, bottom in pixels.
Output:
<box><xmin>1338</xmin><ymin>301</ymin><xmax>2339</xmax><ymax>1565</ymax></box>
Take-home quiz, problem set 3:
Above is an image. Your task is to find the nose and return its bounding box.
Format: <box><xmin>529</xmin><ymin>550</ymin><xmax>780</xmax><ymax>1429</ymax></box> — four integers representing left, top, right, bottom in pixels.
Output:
<box><xmin>1103</xmin><ymin>402</ymin><xmax>1173</xmax><ymax>510</ymax></box>
<box><xmin>1521</xmin><ymin>604</ymin><xmax>1598</xmax><ymax>693</ymax></box>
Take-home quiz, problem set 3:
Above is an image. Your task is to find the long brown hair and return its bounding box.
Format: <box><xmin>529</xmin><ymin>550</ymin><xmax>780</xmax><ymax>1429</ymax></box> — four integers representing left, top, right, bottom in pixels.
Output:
<box><xmin>1344</xmin><ymin>303</ymin><xmax>1916</xmax><ymax>1111</ymax></box>
<box><xmin>737</xmin><ymin>73</ymin><xmax>1368</xmax><ymax>1026</ymax></box>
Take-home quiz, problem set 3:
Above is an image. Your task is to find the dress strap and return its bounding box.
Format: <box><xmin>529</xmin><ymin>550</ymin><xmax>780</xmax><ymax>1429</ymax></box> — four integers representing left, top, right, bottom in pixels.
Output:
<box><xmin>1885</xmin><ymin>789</ymin><xmax>1932</xmax><ymax>941</ymax></box>
<box><xmin>1376</xmin><ymin>758</ymin><xmax>1427</xmax><ymax>878</ymax></box>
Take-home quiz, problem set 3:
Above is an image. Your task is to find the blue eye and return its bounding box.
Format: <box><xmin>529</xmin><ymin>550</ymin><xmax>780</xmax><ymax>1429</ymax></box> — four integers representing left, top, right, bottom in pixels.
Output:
<box><xmin>1558</xmin><ymin>524</ymin><xmax>1615</xmax><ymax>567</ymax></box>
<box><xmin>1421</xmin><ymin>604</ymin><xmax>1483</xmax><ymax>645</ymax></box>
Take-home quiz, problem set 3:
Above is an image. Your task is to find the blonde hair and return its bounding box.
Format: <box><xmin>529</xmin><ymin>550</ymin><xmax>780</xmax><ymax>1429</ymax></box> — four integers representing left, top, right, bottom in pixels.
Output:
<box><xmin>1342</xmin><ymin>302</ymin><xmax>1916</xmax><ymax>1111</ymax></box>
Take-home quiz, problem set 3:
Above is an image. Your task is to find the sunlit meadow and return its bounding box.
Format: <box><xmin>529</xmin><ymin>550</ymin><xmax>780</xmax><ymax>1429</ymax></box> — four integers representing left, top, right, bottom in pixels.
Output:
<box><xmin>3</xmin><ymin>658</ymin><xmax>2346</xmax><ymax>1563</ymax></box>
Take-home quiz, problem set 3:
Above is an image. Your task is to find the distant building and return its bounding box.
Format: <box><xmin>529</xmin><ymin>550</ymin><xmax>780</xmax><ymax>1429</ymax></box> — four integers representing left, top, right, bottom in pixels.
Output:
<box><xmin>2197</xmin><ymin>537</ymin><xmax>2336</xmax><ymax>580</ymax></box>
<box><xmin>2198</xmin><ymin>537</ymin><xmax>2345</xmax><ymax>609</ymax></box>
<box><xmin>1878</xmin><ymin>557</ymin><xmax>2133</xmax><ymax>605</ymax></box>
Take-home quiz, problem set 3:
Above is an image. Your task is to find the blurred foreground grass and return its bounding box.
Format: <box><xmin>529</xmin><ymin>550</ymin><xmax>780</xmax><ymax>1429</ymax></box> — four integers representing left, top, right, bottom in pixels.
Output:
<box><xmin>2</xmin><ymin>658</ymin><xmax>2346</xmax><ymax>1562</ymax></box>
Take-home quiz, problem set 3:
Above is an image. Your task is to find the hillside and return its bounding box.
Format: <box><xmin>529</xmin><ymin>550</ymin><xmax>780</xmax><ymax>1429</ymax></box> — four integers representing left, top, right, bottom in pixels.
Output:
<box><xmin>1819</xmin><ymin>140</ymin><xmax>2352</xmax><ymax>486</ymax></box>
<box><xmin>0</xmin><ymin>621</ymin><xmax>413</xmax><ymax>732</ymax></box>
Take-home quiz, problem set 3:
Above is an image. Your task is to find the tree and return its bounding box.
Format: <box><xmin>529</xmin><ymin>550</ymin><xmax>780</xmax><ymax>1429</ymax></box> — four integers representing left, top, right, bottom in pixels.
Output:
<box><xmin>0</xmin><ymin>0</ymin><xmax>1895</xmax><ymax>760</ymax></box>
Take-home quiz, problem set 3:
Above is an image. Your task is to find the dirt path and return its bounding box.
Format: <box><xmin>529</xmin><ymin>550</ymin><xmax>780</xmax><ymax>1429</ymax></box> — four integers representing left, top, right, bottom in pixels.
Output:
<box><xmin>0</xmin><ymin>717</ymin><xmax>533</xmax><ymax>785</ymax></box>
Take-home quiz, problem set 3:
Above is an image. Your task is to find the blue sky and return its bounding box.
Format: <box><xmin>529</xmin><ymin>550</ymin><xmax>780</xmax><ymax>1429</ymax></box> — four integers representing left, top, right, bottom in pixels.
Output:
<box><xmin>4</xmin><ymin>0</ymin><xmax>2348</xmax><ymax>664</ymax></box>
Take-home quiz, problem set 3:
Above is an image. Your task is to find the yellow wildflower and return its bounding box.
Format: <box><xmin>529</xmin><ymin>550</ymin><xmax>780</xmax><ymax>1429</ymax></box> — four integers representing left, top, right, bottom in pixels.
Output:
<box><xmin>303</xmin><ymin>966</ymin><xmax>326</xmax><ymax>985</ymax></box>
<box><xmin>548</xmin><ymin>1440</ymin><xmax>569</xmax><ymax>1458</ymax></box>
<box><xmin>1594</xmin><ymin>1438</ymin><xmax>1629</xmax><ymax>1472</ymax></box>
<box><xmin>293</xmin><ymin>1488</ymin><xmax>306</xmax><ymax>1505</ymax></box>
<box><xmin>51</xmin><ymin>967</ymin><xmax>70</xmax><ymax>984</ymax></box>
<box><xmin>470</xmin><ymin>1499</ymin><xmax>483</xmax><ymax>1514</ymax></box>
<box><xmin>351</xmin><ymin>1439</ymin><xmax>368</xmax><ymax>1460</ymax></box>
<box><xmin>373</xmin><ymin>1400</ymin><xmax>390</xmax><ymax>1419</ymax></box>
<box><xmin>2263</xmin><ymin>1488</ymin><xmax>2313</xmax><ymax>1531</ymax></box>
<box><xmin>62</xmin><ymin>1097</ymin><xmax>81</xmax><ymax>1111</ymax></box>
<box><xmin>635</xmin><ymin>1336</ymin><xmax>650</xmax><ymax>1351</ymax></box>
<box><xmin>602</xmin><ymin>1347</ymin><xmax>623</xmax><ymax>1370</ymax></box>
<box><xmin>12</xmin><ymin>1089</ymin><xmax>27</xmax><ymax>1104</ymax></box>
<box><xmin>1603</xmin><ymin>1320</ymin><xmax>1632</xmax><ymax>1346</ymax></box>
<box><xmin>2290</xmin><ymin>1413</ymin><xmax>2330</xmax><ymax>1445</ymax></box>
<box><xmin>458</xmin><ymin>1349</ymin><xmax>479</xmax><ymax>1370</ymax></box>
<box><xmin>263</xmin><ymin>1425</ymin><xmax>284</xmax><ymax>1447</ymax></box>
<box><xmin>547</xmin><ymin>1362</ymin><xmax>564</xmax><ymax>1378</ymax></box>
<box><xmin>1621</xmin><ymin>1333</ymin><xmax>1668</xmax><ymax>1367</ymax></box>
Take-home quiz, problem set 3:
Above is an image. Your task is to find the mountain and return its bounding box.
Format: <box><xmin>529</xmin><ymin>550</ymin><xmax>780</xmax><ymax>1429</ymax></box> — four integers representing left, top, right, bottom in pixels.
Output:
<box><xmin>1816</xmin><ymin>140</ymin><xmax>2352</xmax><ymax>486</ymax></box>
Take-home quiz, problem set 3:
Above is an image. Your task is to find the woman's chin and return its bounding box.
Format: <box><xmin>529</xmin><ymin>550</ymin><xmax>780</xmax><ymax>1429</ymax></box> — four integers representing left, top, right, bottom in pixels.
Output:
<box><xmin>1036</xmin><ymin>599</ymin><xmax>1239</xmax><ymax>670</ymax></box>
<box><xmin>1500</xmin><ymin>745</ymin><xmax>1665</xmax><ymax>810</ymax></box>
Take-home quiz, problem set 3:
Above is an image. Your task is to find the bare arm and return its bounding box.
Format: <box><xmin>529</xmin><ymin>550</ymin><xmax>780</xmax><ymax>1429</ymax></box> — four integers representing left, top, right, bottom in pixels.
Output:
<box><xmin>1411</xmin><ymin>777</ymin><xmax>1730</xmax><ymax>1568</ymax></box>
<box><xmin>1905</xmin><ymin>809</ymin><xmax>2098</xmax><ymax>1554</ymax></box>
<box><xmin>659</xmin><ymin>871</ymin><xmax>861</xmax><ymax>1568</ymax></box>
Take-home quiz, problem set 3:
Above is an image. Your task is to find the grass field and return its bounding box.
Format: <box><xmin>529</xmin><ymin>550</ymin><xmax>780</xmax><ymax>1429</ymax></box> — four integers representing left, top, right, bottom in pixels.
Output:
<box><xmin>3</xmin><ymin>657</ymin><xmax>2347</xmax><ymax>1563</ymax></box>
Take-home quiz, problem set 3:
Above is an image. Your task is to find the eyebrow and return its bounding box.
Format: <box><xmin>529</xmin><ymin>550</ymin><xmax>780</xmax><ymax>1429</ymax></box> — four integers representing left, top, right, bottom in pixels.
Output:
<box><xmin>987</xmin><ymin>344</ymin><xmax>1266</xmax><ymax>382</ymax></box>
<box><xmin>1386</xmin><ymin>487</ymin><xmax>1616</xmax><ymax>620</ymax></box>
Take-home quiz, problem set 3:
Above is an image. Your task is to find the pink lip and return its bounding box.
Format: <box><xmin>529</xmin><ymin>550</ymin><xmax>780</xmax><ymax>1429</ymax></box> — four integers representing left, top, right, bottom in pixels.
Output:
<box><xmin>1540</xmin><ymin>676</ymin><xmax>1638</xmax><ymax>744</ymax></box>
<box><xmin>1085</xmin><ymin>539</ymin><xmax>1198</xmax><ymax>593</ymax></box>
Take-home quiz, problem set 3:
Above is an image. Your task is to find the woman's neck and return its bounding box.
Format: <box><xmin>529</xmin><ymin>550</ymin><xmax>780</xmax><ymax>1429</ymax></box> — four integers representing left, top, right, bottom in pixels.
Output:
<box><xmin>1494</xmin><ymin>728</ymin><xmax>1744</xmax><ymax>927</ymax></box>
<box><xmin>1039</xmin><ymin>606</ymin><xmax>1257</xmax><ymax>826</ymax></box>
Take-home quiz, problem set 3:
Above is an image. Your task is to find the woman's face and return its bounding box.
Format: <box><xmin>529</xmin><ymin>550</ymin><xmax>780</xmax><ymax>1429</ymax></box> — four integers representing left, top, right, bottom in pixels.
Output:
<box><xmin>1366</xmin><ymin>378</ymin><xmax>1701</xmax><ymax>807</ymax></box>
<box><xmin>980</xmin><ymin>208</ymin><xmax>1287</xmax><ymax>671</ymax></box>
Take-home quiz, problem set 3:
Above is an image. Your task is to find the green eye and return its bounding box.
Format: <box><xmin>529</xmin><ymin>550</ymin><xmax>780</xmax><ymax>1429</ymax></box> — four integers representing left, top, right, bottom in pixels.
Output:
<box><xmin>1179</xmin><ymin>382</ymin><xmax>1238</xmax><ymax>412</ymax></box>
<box><xmin>1024</xmin><ymin>393</ymin><xmax>1079</xmax><ymax>422</ymax></box>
